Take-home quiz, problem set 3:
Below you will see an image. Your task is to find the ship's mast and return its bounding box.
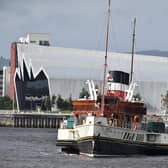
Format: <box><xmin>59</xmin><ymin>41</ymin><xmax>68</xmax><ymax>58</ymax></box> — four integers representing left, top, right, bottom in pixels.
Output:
<box><xmin>101</xmin><ymin>0</ymin><xmax>111</xmax><ymax>115</ymax></box>
<box><xmin>130</xmin><ymin>17</ymin><xmax>136</xmax><ymax>83</ymax></box>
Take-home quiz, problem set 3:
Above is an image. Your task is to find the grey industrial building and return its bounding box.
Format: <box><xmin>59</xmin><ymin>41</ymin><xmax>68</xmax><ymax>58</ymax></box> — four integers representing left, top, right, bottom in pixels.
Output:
<box><xmin>8</xmin><ymin>33</ymin><xmax>168</xmax><ymax>113</ymax></box>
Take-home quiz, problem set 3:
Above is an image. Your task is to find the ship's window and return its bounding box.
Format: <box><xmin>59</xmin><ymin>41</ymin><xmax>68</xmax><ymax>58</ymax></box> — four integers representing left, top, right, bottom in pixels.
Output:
<box><xmin>147</xmin><ymin>134</ymin><xmax>156</xmax><ymax>142</ymax></box>
<box><xmin>136</xmin><ymin>134</ymin><xmax>144</xmax><ymax>141</ymax></box>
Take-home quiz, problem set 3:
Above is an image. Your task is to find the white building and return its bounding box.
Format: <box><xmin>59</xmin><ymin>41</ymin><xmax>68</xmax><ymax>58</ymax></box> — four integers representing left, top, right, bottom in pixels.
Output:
<box><xmin>2</xmin><ymin>66</ymin><xmax>10</xmax><ymax>97</ymax></box>
<box><xmin>19</xmin><ymin>33</ymin><xmax>50</xmax><ymax>46</ymax></box>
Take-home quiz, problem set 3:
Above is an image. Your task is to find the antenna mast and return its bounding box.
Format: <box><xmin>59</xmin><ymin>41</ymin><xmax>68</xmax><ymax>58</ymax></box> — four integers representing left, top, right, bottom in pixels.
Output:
<box><xmin>101</xmin><ymin>0</ymin><xmax>111</xmax><ymax>115</ymax></box>
<box><xmin>130</xmin><ymin>17</ymin><xmax>136</xmax><ymax>83</ymax></box>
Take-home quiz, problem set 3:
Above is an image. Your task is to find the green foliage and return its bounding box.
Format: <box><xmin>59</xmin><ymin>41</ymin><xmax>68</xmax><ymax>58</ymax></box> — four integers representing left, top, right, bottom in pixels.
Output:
<box><xmin>133</xmin><ymin>93</ymin><xmax>141</xmax><ymax>101</ymax></box>
<box><xmin>79</xmin><ymin>87</ymin><xmax>89</xmax><ymax>99</ymax></box>
<box><xmin>0</xmin><ymin>96</ymin><xmax>13</xmax><ymax>109</ymax></box>
<box><xmin>161</xmin><ymin>91</ymin><xmax>168</xmax><ymax>112</ymax></box>
<box><xmin>61</xmin><ymin>110</ymin><xmax>71</xmax><ymax>114</ymax></box>
<box><xmin>51</xmin><ymin>95</ymin><xmax>56</xmax><ymax>107</ymax></box>
<box><xmin>67</xmin><ymin>96</ymin><xmax>72</xmax><ymax>110</ymax></box>
<box><xmin>56</xmin><ymin>95</ymin><xmax>72</xmax><ymax>111</ymax></box>
<box><xmin>43</xmin><ymin>96</ymin><xmax>51</xmax><ymax>111</ymax></box>
<box><xmin>56</xmin><ymin>95</ymin><xmax>64</xmax><ymax>109</ymax></box>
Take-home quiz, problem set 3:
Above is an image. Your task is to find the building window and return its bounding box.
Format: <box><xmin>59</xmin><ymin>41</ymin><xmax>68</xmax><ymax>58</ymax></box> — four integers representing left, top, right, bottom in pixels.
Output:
<box><xmin>30</xmin><ymin>41</ymin><xmax>36</xmax><ymax>44</ymax></box>
<box><xmin>39</xmin><ymin>40</ymin><xmax>49</xmax><ymax>46</ymax></box>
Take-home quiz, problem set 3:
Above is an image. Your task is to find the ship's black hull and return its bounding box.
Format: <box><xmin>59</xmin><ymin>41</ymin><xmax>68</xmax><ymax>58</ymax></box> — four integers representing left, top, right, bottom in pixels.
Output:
<box><xmin>57</xmin><ymin>136</ymin><xmax>168</xmax><ymax>157</ymax></box>
<box><xmin>78</xmin><ymin>137</ymin><xmax>168</xmax><ymax>157</ymax></box>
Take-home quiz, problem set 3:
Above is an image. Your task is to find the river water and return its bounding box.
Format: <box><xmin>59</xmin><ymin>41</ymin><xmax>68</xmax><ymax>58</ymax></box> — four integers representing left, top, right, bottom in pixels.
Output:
<box><xmin>0</xmin><ymin>127</ymin><xmax>168</xmax><ymax>168</ymax></box>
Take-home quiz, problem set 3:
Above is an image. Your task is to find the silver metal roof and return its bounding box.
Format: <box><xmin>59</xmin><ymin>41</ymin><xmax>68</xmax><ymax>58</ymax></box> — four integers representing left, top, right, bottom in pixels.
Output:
<box><xmin>17</xmin><ymin>43</ymin><xmax>168</xmax><ymax>82</ymax></box>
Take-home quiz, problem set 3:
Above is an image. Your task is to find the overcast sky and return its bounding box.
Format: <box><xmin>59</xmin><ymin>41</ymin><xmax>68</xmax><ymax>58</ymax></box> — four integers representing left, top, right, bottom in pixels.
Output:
<box><xmin>1</xmin><ymin>0</ymin><xmax>168</xmax><ymax>58</ymax></box>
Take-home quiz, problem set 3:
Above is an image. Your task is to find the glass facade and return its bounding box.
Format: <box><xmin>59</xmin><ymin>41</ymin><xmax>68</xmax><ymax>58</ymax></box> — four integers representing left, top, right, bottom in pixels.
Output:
<box><xmin>15</xmin><ymin>60</ymin><xmax>50</xmax><ymax>111</ymax></box>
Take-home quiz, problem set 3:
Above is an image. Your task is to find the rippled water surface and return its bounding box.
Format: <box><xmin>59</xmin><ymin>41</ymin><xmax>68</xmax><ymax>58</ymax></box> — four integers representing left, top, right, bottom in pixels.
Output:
<box><xmin>0</xmin><ymin>127</ymin><xmax>168</xmax><ymax>168</ymax></box>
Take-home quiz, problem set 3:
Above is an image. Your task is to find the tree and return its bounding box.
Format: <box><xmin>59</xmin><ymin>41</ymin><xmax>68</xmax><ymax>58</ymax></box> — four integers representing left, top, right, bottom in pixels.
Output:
<box><xmin>0</xmin><ymin>96</ymin><xmax>13</xmax><ymax>110</ymax></box>
<box><xmin>51</xmin><ymin>95</ymin><xmax>56</xmax><ymax>107</ymax></box>
<box><xmin>161</xmin><ymin>91</ymin><xmax>168</xmax><ymax>113</ymax></box>
<box><xmin>56</xmin><ymin>95</ymin><xmax>64</xmax><ymax>109</ymax></box>
<box><xmin>79</xmin><ymin>87</ymin><xmax>89</xmax><ymax>99</ymax></box>
<box><xmin>68</xmin><ymin>96</ymin><xmax>72</xmax><ymax>111</ymax></box>
<box><xmin>56</xmin><ymin>95</ymin><xmax>72</xmax><ymax>111</ymax></box>
<box><xmin>43</xmin><ymin>96</ymin><xmax>51</xmax><ymax>111</ymax></box>
<box><xmin>133</xmin><ymin>93</ymin><xmax>141</xmax><ymax>101</ymax></box>
<box><xmin>63</xmin><ymin>96</ymin><xmax>72</xmax><ymax>111</ymax></box>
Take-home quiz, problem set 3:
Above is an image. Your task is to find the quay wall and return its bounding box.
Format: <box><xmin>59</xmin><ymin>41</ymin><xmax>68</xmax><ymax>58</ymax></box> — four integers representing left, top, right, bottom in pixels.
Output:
<box><xmin>0</xmin><ymin>112</ymin><xmax>71</xmax><ymax>128</ymax></box>
<box><xmin>0</xmin><ymin>113</ymin><xmax>14</xmax><ymax>127</ymax></box>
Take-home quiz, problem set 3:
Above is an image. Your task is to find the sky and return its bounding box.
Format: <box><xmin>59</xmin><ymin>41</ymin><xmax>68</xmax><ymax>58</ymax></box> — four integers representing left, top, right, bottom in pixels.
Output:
<box><xmin>1</xmin><ymin>0</ymin><xmax>168</xmax><ymax>58</ymax></box>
